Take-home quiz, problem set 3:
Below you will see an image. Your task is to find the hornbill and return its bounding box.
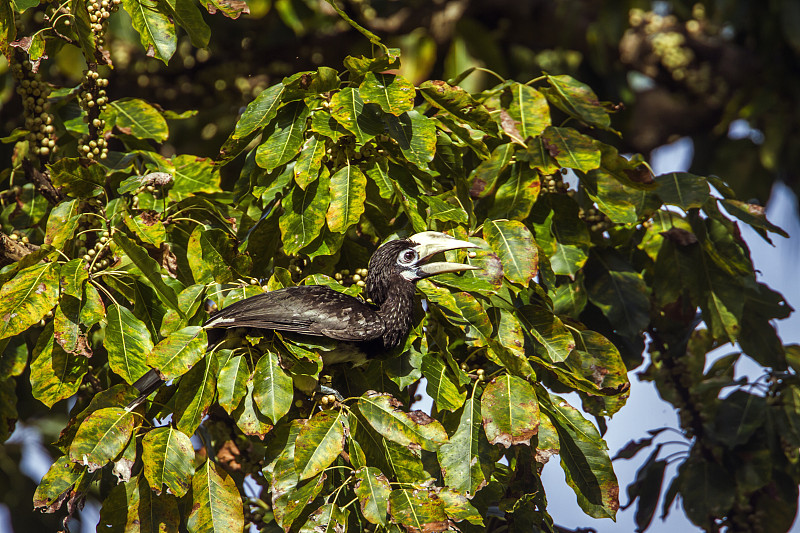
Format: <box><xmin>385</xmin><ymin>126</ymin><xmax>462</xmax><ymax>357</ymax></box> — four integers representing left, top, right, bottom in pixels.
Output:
<box><xmin>128</xmin><ymin>231</ymin><xmax>479</xmax><ymax>408</ymax></box>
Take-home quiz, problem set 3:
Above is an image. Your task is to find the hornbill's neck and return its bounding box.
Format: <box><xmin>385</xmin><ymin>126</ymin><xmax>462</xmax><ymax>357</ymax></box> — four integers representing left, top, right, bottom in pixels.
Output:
<box><xmin>373</xmin><ymin>272</ymin><xmax>416</xmax><ymax>349</ymax></box>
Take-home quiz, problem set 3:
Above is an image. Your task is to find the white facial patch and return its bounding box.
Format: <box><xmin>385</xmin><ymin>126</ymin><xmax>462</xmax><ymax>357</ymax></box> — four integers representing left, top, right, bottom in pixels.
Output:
<box><xmin>400</xmin><ymin>270</ymin><xmax>418</xmax><ymax>281</ymax></box>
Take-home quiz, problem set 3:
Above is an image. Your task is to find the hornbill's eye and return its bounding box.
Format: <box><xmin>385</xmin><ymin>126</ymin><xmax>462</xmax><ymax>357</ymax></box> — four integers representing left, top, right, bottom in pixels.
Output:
<box><xmin>398</xmin><ymin>249</ymin><xmax>418</xmax><ymax>265</ymax></box>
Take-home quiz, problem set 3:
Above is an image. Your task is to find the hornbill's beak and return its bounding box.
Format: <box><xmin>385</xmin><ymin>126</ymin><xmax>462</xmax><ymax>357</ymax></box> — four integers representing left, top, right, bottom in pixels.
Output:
<box><xmin>409</xmin><ymin>231</ymin><xmax>481</xmax><ymax>278</ymax></box>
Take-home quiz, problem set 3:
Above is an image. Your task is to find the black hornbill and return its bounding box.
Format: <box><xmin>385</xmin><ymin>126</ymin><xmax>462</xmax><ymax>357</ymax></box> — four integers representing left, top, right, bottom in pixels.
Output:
<box><xmin>129</xmin><ymin>231</ymin><xmax>479</xmax><ymax>408</ymax></box>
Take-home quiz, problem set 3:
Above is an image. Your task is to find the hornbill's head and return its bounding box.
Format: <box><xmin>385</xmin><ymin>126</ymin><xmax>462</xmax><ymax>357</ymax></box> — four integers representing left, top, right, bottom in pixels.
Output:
<box><xmin>366</xmin><ymin>231</ymin><xmax>480</xmax><ymax>306</ymax></box>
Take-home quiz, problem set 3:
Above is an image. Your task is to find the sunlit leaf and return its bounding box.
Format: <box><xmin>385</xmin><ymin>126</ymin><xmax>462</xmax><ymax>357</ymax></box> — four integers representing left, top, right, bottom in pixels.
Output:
<box><xmin>98</xmin><ymin>476</ymin><xmax>180</xmax><ymax>533</ymax></box>
<box><xmin>147</xmin><ymin>326</ymin><xmax>206</xmax><ymax>381</ymax></box>
<box><xmin>384</xmin><ymin>110</ymin><xmax>437</xmax><ymax>170</ymax></box>
<box><xmin>329</xmin><ymin>87</ymin><xmax>384</xmax><ymax>145</ymax></box>
<box><xmin>255</xmin><ymin>101</ymin><xmax>310</xmax><ymax>172</ymax></box>
<box><xmin>354</xmin><ymin>466</ymin><xmax>391</xmax><ymax>525</ymax></box>
<box><xmin>110</xmin><ymin>97</ymin><xmax>170</xmax><ymax>139</ymax></box>
<box><xmin>142</xmin><ymin>426</ymin><xmax>195</xmax><ymax>497</ymax></box>
<box><xmin>253</xmin><ymin>350</ymin><xmax>293</xmax><ymax>424</ymax></box>
<box><xmin>483</xmin><ymin>219</ymin><xmax>538</xmax><ymax>286</ymax></box>
<box><xmin>173</xmin><ymin>354</ymin><xmax>217</xmax><ymax>435</ymax></box>
<box><xmin>0</xmin><ymin>262</ymin><xmax>59</xmax><ymax>341</ymax></box>
<box><xmin>68</xmin><ymin>407</ymin><xmax>135</xmax><ymax>472</ymax></box>
<box><xmin>358</xmin><ymin>391</ymin><xmax>448</xmax><ymax>452</ymax></box>
<box><xmin>187</xmin><ymin>460</ymin><xmax>245</xmax><ymax>533</ymax></box>
<box><xmin>481</xmin><ymin>374</ymin><xmax>539</xmax><ymax>447</ymax></box>
<box><xmin>505</xmin><ymin>82</ymin><xmax>550</xmax><ymax>139</ymax></box>
<box><xmin>388</xmin><ymin>488</ymin><xmax>449</xmax><ymax>533</ymax></box>
<box><xmin>437</xmin><ymin>393</ymin><xmax>493</xmax><ymax>496</ymax></box>
<box><xmin>280</xmin><ymin>176</ymin><xmax>330</xmax><ymax>255</ymax></box>
<box><xmin>294</xmin><ymin>409</ymin><xmax>347</xmax><ymax>480</ymax></box>
<box><xmin>359</xmin><ymin>72</ymin><xmax>415</xmax><ymax>116</ymax></box>
<box><xmin>326</xmin><ymin>164</ymin><xmax>367</xmax><ymax>233</ymax></box>
<box><xmin>541</xmin><ymin>126</ymin><xmax>601</xmax><ymax>172</ymax></box>
<box><xmin>30</xmin><ymin>322</ymin><xmax>89</xmax><ymax>407</ymax></box>
<box><xmin>105</xmin><ymin>303</ymin><xmax>153</xmax><ymax>385</ymax></box>
<box><xmin>542</xmin><ymin>74</ymin><xmax>612</xmax><ymax>131</ymax></box>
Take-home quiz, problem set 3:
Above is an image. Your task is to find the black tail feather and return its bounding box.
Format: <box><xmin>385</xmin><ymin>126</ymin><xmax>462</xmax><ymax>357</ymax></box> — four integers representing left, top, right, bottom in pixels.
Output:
<box><xmin>126</xmin><ymin>369</ymin><xmax>165</xmax><ymax>411</ymax></box>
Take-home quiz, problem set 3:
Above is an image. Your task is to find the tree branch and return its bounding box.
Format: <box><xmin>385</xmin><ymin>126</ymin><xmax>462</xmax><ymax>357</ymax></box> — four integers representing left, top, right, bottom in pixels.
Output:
<box><xmin>22</xmin><ymin>158</ymin><xmax>63</xmax><ymax>205</ymax></box>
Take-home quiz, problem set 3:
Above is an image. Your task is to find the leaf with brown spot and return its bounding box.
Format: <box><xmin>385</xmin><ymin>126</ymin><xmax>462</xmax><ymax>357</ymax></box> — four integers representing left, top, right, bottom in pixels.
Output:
<box><xmin>481</xmin><ymin>374</ymin><xmax>539</xmax><ymax>448</ymax></box>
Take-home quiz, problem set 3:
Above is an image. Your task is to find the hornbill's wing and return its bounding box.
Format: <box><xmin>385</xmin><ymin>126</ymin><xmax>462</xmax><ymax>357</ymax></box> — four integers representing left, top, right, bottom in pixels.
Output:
<box><xmin>204</xmin><ymin>285</ymin><xmax>386</xmax><ymax>342</ymax></box>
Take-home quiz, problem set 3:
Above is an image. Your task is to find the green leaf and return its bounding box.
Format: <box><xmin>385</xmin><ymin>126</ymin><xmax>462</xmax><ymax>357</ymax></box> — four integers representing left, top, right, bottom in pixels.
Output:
<box><xmin>68</xmin><ymin>407</ymin><xmax>135</xmax><ymax>472</ymax></box>
<box><xmin>232</xmin><ymin>378</ymin><xmax>274</xmax><ymax>437</ymax></box>
<box><xmin>421</xmin><ymin>355</ymin><xmax>466</xmax><ymax>411</ymax></box>
<box><xmin>384</xmin><ymin>110</ymin><xmax>437</xmax><ymax>171</ymax></box>
<box><xmin>169</xmin><ymin>154</ymin><xmax>222</xmax><ymax>199</ymax></box>
<box><xmin>488</xmin><ymin>163</ymin><xmax>541</xmax><ymax>221</ymax></box>
<box><xmin>328</xmin><ymin>87</ymin><xmax>384</xmax><ymax>145</ymax></box>
<box><xmin>48</xmin><ymin>158</ymin><xmax>105</xmax><ymax>197</ymax></box>
<box><xmin>30</xmin><ymin>322</ymin><xmax>89</xmax><ymax>407</ymax></box>
<box><xmin>110</xmin><ymin>98</ymin><xmax>170</xmax><ymax>140</ymax></box>
<box><xmin>310</xmin><ymin>110</ymin><xmax>350</xmax><ymax>142</ymax></box>
<box><xmin>114</xmin><ymin>231</ymin><xmax>183</xmax><ymax>316</ymax></box>
<box><xmin>163</xmin><ymin>0</ymin><xmax>210</xmax><ymax>47</ymax></box>
<box><xmin>173</xmin><ymin>354</ymin><xmax>217</xmax><ymax>436</ymax></box>
<box><xmin>298</xmin><ymin>503</ymin><xmax>348</xmax><ymax>533</ymax></box>
<box><xmin>147</xmin><ymin>326</ymin><xmax>206</xmax><ymax>381</ymax></box>
<box><xmin>294</xmin><ymin>409</ymin><xmax>347</xmax><ymax>480</ymax></box>
<box><xmin>387</xmin><ymin>488</ymin><xmax>448</xmax><ymax>532</ymax></box>
<box><xmin>293</xmin><ymin>134</ymin><xmax>326</xmax><ymax>189</ymax></box>
<box><xmin>359</xmin><ymin>72</ymin><xmax>415</xmax><ymax>116</ymax></box>
<box><xmin>255</xmin><ymin>101</ymin><xmax>310</xmax><ymax>172</ymax></box>
<box><xmin>423</xmin><ymin>195</ymin><xmax>469</xmax><ymax>225</ymax></box>
<box><xmin>567</xmin><ymin>329</ymin><xmax>630</xmax><ymax>416</ymax></box>
<box><xmin>326</xmin><ymin>164</ymin><xmax>366</xmax><ymax>233</ymax></box>
<box><xmin>541</xmin><ymin>126</ymin><xmax>601</xmax><ymax>172</ymax></box>
<box><xmin>279</xmin><ymin>177</ymin><xmax>330</xmax><ymax>255</ymax></box>
<box><xmin>201</xmin><ymin>0</ymin><xmax>248</xmax><ymax>18</ymax></box>
<box><xmin>123</xmin><ymin>211</ymin><xmax>166</xmax><ymax>247</ymax></box>
<box><xmin>98</xmin><ymin>476</ymin><xmax>180</xmax><ymax>533</ymax></box>
<box><xmin>33</xmin><ymin>456</ymin><xmax>85</xmax><ymax>512</ymax></box>
<box><xmin>469</xmin><ymin>143</ymin><xmax>514</xmax><ymax>199</ymax></box>
<box><xmin>655</xmin><ymin>172</ymin><xmax>710</xmax><ymax>210</ymax></box>
<box><xmin>517</xmin><ymin>304</ymin><xmax>574</xmax><ymax>363</ymax></box>
<box><xmin>483</xmin><ymin>219</ymin><xmax>538</xmax><ymax>286</ymax></box>
<box><xmin>530</xmin><ymin>194</ymin><xmax>591</xmax><ymax>277</ymax></box>
<box><xmin>437</xmin><ymin>393</ymin><xmax>493</xmax><ymax>496</ymax></box>
<box><xmin>0</xmin><ymin>262</ymin><xmax>59</xmax><ymax>340</ymax></box>
<box><xmin>721</xmin><ymin>198</ymin><xmax>789</xmax><ymax>241</ymax></box>
<box><xmin>187</xmin><ymin>460</ymin><xmax>245</xmax><ymax>533</ymax></box>
<box><xmin>187</xmin><ymin>225</ymin><xmax>249</xmax><ymax>285</ymax></box>
<box><xmin>217</xmin><ymin>353</ymin><xmax>249</xmax><ymax>414</ymax></box>
<box><xmin>586</xmin><ymin>253</ymin><xmax>650</xmax><ymax>338</ymax></box>
<box><xmin>231</xmin><ymin>83</ymin><xmax>285</xmax><ymax>139</ymax></box>
<box><xmin>121</xmin><ymin>0</ymin><xmax>176</xmax><ymax>62</ymax></box>
<box><xmin>438</xmin><ymin>488</ymin><xmax>484</xmax><ymax>526</ymax></box>
<box><xmin>354</xmin><ymin>466</ymin><xmax>391</xmax><ymax>526</ymax></box>
<box><xmin>253</xmin><ymin>350</ymin><xmax>293</xmax><ymax>424</ymax></box>
<box><xmin>542</xmin><ymin>74</ymin><xmax>612</xmax><ymax>131</ymax></box>
<box><xmin>358</xmin><ymin>392</ymin><xmax>448</xmax><ymax>452</ymax></box>
<box><xmin>105</xmin><ymin>303</ymin><xmax>153</xmax><ymax>385</ymax></box>
<box><xmin>522</xmin><ymin>135</ymin><xmax>561</xmax><ymax>174</ymax></box>
<box><xmin>505</xmin><ymin>82</ymin><xmax>550</xmax><ymax>139</ymax></box>
<box><xmin>481</xmin><ymin>374</ymin><xmax>539</xmax><ymax>447</ymax></box>
<box><xmin>142</xmin><ymin>426</ymin><xmax>195</xmax><ymax>497</ymax></box>
<box><xmin>351</xmin><ymin>411</ymin><xmax>431</xmax><ymax>484</ymax></box>
<box><xmin>540</xmin><ymin>390</ymin><xmax>618</xmax><ymax>519</ymax></box>
<box><xmin>419</xmin><ymin>80</ymin><xmax>498</xmax><ymax>134</ymax></box>
<box><xmin>44</xmin><ymin>199</ymin><xmax>81</xmax><ymax>249</ymax></box>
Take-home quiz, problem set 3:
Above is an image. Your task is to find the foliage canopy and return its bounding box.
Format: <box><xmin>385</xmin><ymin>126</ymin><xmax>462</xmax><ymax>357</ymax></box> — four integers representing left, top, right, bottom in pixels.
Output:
<box><xmin>0</xmin><ymin>1</ymin><xmax>798</xmax><ymax>533</ymax></box>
